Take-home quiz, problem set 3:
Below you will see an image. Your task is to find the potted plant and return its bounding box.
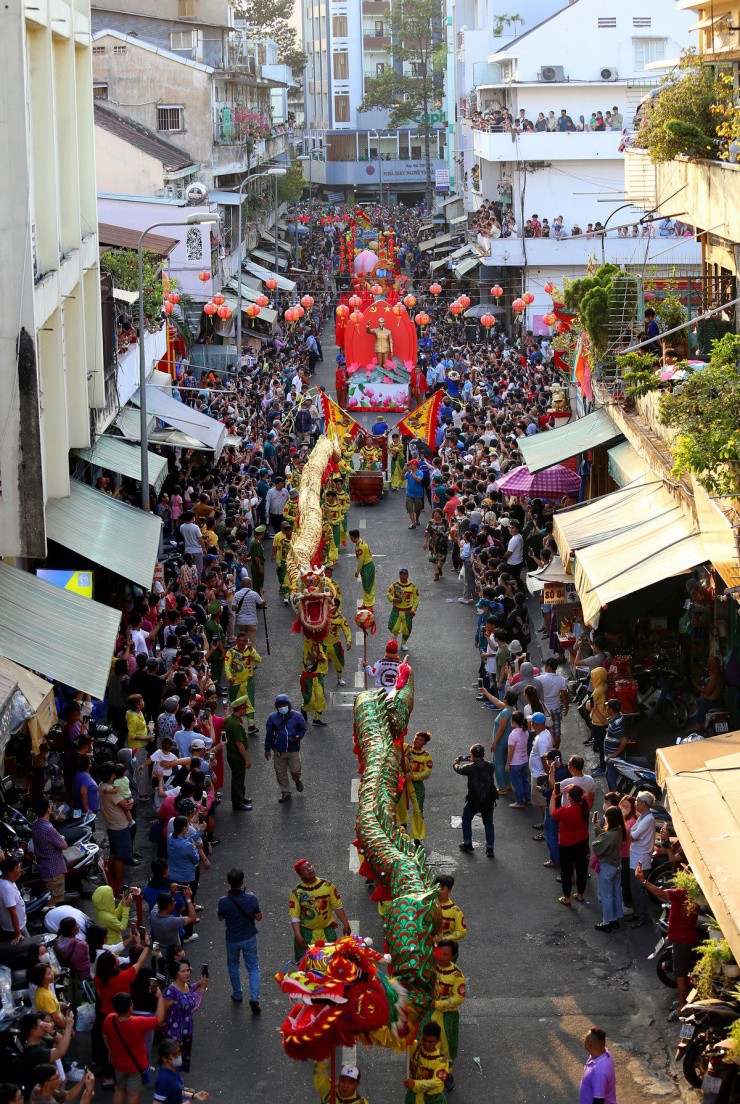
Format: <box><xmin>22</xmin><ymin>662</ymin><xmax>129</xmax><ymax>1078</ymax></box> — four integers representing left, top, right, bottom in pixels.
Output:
<box><xmin>672</xmin><ymin>869</ymin><xmax>708</xmax><ymax>911</ymax></box>
<box><xmin>694</xmin><ymin>937</ymin><xmax>736</xmax><ymax>996</ymax></box>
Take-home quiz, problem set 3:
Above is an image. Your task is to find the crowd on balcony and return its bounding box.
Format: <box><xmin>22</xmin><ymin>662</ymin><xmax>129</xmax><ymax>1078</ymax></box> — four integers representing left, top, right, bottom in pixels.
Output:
<box><xmin>470</xmin><ymin>201</ymin><xmax>695</xmax><ymax>242</ymax></box>
<box><xmin>470</xmin><ymin>105</ymin><xmax>628</xmax><ymax>134</ymax></box>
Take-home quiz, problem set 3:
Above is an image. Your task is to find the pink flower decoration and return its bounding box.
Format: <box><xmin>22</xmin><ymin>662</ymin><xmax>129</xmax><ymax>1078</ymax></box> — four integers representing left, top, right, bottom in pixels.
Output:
<box><xmin>384</xmin><ymin>359</ymin><xmax>394</xmax><ymax>369</ymax></box>
<box><xmin>382</xmin><ymin>376</ymin><xmax>392</xmax><ymax>384</ymax></box>
<box><xmin>403</xmin><ymin>359</ymin><xmax>414</xmax><ymax>371</ymax></box>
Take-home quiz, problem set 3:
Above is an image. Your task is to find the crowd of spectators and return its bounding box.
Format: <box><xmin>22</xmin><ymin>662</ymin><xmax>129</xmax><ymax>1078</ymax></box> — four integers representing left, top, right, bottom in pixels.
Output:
<box><xmin>470</xmin><ymin>105</ymin><xmax>627</xmax><ymax>134</ymax></box>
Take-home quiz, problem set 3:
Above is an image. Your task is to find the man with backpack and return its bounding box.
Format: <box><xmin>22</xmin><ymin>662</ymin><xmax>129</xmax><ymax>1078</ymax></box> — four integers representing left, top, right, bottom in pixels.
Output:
<box><xmin>453</xmin><ymin>744</ymin><xmax>497</xmax><ymax>857</ymax></box>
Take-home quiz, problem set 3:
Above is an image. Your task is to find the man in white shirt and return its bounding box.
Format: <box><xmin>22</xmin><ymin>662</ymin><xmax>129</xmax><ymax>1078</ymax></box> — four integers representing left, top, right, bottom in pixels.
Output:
<box><xmin>179</xmin><ymin>511</ymin><xmax>207</xmax><ymax>579</ymax></box>
<box><xmin>629</xmin><ymin>792</ymin><xmax>657</xmax><ymax>927</ymax></box>
<box><xmin>528</xmin><ymin>713</ymin><xmax>553</xmax><ymax>824</ymax></box>
<box><xmin>559</xmin><ymin>755</ymin><xmax>595</xmax><ymax>805</ymax></box>
<box><xmin>538</xmin><ymin>657</ymin><xmax>569</xmax><ymax>743</ymax></box>
<box><xmin>504</xmin><ymin>520</ymin><xmax>524</xmax><ymax>569</ymax></box>
<box><xmin>0</xmin><ymin>858</ymin><xmax>28</xmax><ymax>945</ymax></box>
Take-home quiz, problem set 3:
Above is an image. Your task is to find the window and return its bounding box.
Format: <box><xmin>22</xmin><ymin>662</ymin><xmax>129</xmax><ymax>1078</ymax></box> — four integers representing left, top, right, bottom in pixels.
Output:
<box><xmin>376</xmin><ymin>62</ymin><xmax>386</xmax><ymax>76</ymax></box>
<box><xmin>410</xmin><ymin>61</ymin><xmax>423</xmax><ymax>76</ymax></box>
<box><xmin>113</xmin><ymin>44</ymin><xmax>127</xmax><ymax>54</ymax></box>
<box><xmin>157</xmin><ymin>105</ymin><xmax>185</xmax><ymax>132</ymax></box>
<box><xmin>633</xmin><ymin>16</ymin><xmax>651</xmax><ymax>26</ymax></box>
<box><xmin>374</xmin><ymin>19</ymin><xmax>384</xmax><ymax>34</ymax></box>
<box><xmin>332</xmin><ymin>15</ymin><xmax>348</xmax><ymax>35</ymax></box>
<box><xmin>334</xmin><ymin>94</ymin><xmax>350</xmax><ymax>122</ymax></box>
<box><xmin>634</xmin><ymin>37</ymin><xmax>666</xmax><ymax>71</ymax></box>
<box><xmin>597</xmin><ymin>16</ymin><xmax>616</xmax><ymax>27</ymax></box>
<box><xmin>92</xmin><ymin>45</ymin><xmax>106</xmax><ymax>54</ymax></box>
<box><xmin>92</xmin><ymin>83</ymin><xmax>108</xmax><ymax>99</ymax></box>
<box><xmin>171</xmin><ymin>30</ymin><xmax>195</xmax><ymax>50</ymax></box>
<box><xmin>333</xmin><ymin>50</ymin><xmax>349</xmax><ymax>78</ymax></box>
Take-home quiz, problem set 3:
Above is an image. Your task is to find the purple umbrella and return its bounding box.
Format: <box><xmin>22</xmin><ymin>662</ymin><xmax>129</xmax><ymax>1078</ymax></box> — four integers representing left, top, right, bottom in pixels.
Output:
<box><xmin>495</xmin><ymin>463</ymin><xmax>581</xmax><ymax>499</ymax></box>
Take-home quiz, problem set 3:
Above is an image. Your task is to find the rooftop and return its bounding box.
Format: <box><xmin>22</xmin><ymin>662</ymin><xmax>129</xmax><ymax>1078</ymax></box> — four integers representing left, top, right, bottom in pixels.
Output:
<box><xmin>94</xmin><ymin>102</ymin><xmax>195</xmax><ymax>172</ymax></box>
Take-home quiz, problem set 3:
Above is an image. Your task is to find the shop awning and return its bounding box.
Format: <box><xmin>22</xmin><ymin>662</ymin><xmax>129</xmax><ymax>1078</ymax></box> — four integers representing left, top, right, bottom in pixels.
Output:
<box><xmin>225</xmin><ymin>278</ymin><xmax>262</xmax><ymax>305</ymax></box>
<box><xmin>116</xmin><ymin>406</ymin><xmax>156</xmax><ymax>442</ymax></box>
<box><xmin>418</xmin><ymin>222</ymin><xmax>434</xmax><ymax>235</ymax></box>
<box><xmin>149</xmin><ymin>369</ymin><xmax>173</xmax><ymax>390</ymax></box>
<box><xmin>260</xmin><ymin>231</ymin><xmax>292</xmax><ymax>254</ymax></box>
<box><xmin>221</xmin><ymin>294</ymin><xmax>277</xmax><ymax>326</ymax></box>
<box><xmin>451</xmin><ymin>243</ymin><xmax>476</xmax><ymax>260</ymax></box>
<box><xmin>526</xmin><ymin>554</ymin><xmax>572</xmax><ymax>595</ymax></box>
<box><xmin>243</xmin><ymin>261</ymin><xmax>296</xmax><ymax>293</ymax></box>
<box><xmin>419</xmin><ymin>233</ymin><xmax>461</xmax><ymax>253</ymax></box>
<box><xmin>655</xmin><ymin>735</ymin><xmax>740</xmax><ymax>964</ymax></box>
<box><xmin>131</xmin><ymin>385</ymin><xmax>227</xmax><ymax>456</ymax></box>
<box><xmin>251</xmin><ymin>248</ymin><xmax>288</xmax><ymax>271</ymax></box>
<box><xmin>554</xmin><ymin>479</ymin><xmax>671</xmax><ymax>563</ymax></box>
<box><xmin>208</xmin><ymin>189</ymin><xmax>244</xmax><ymax>206</ymax></box>
<box><xmin>454</xmin><ymin>256</ymin><xmax>480</xmax><ymax>279</ymax></box>
<box><xmin>607</xmin><ymin>440</ymin><xmax>650</xmax><ymax>488</ymax></box>
<box><xmin>45</xmin><ymin>479</ymin><xmax>162</xmax><ymax>590</ymax></box>
<box><xmin>0</xmin><ymin>562</ymin><xmax>121</xmax><ymax>700</ymax></box>
<box><xmin>449</xmin><ymin>214</ymin><xmax>468</xmax><ymax>226</ymax></box>
<box><xmin>0</xmin><ymin>656</ymin><xmax>57</xmax><ymax>750</ymax></box>
<box><xmin>691</xmin><ymin>476</ymin><xmax>740</xmax><ymax>590</ymax></box>
<box><xmin>574</xmin><ymin>509</ymin><xmax>706</xmax><ymax>624</ymax></box>
<box><xmin>150</xmin><ymin>428</ymin><xmax>212</xmax><ymax>450</ymax></box>
<box><xmin>112</xmin><ymin>287</ymin><xmax>138</xmax><ymax>305</ymax></box>
<box><xmin>519</xmin><ymin>408</ymin><xmax>621</xmax><ymax>473</ymax></box>
<box><xmin>428</xmin><ymin>257</ymin><xmax>450</xmax><ymax>273</ymax></box>
<box><xmin>73</xmin><ymin>437</ymin><xmax>169</xmax><ymax>494</ymax></box>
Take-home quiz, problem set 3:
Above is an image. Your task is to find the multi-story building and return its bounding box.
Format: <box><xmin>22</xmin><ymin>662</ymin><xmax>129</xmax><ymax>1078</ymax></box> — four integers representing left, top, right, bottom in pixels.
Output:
<box><xmin>0</xmin><ymin>0</ymin><xmax>104</xmax><ymax>558</ymax></box>
<box><xmin>301</xmin><ymin>0</ymin><xmax>447</xmax><ymax>201</ymax></box>
<box><xmin>453</xmin><ymin>0</ymin><xmax>701</xmax><ymax>323</ymax></box>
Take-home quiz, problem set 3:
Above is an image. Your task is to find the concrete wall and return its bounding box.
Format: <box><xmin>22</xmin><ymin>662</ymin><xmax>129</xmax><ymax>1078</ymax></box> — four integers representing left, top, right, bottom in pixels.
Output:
<box><xmin>91</xmin><ymin>11</ymin><xmax>227</xmax><ymax>66</ymax></box>
<box><xmin>0</xmin><ymin>0</ymin><xmax>104</xmax><ymax>557</ymax></box>
<box><xmin>92</xmin><ymin>0</ymin><xmax>232</xmax><ymax>32</ymax></box>
<box><xmin>626</xmin><ymin>150</ymin><xmax>740</xmax><ymax>247</ymax></box>
<box><xmin>95</xmin><ymin>124</ymin><xmax>167</xmax><ymax>195</ymax></box>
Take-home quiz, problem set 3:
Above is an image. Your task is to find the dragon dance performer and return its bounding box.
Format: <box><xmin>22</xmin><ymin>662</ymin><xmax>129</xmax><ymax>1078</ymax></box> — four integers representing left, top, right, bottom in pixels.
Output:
<box><xmin>288</xmin><ymin>858</ymin><xmax>351</xmax><ymax>960</ymax></box>
<box><xmin>389</xmin><ymin>430</ymin><xmax>405</xmax><ymax>491</ymax></box>
<box><xmin>283</xmin><ymin>487</ymin><xmax>299</xmax><ymax>529</ymax></box>
<box><xmin>326</xmin><ymin>601</ymin><xmax>352</xmax><ymax>686</ymax></box>
<box><xmin>387</xmin><ymin>568</ymin><xmax>420</xmax><ymax>650</ymax></box>
<box><xmin>427</xmin><ymin>941</ymin><xmax>465</xmax><ymax>1092</ymax></box>
<box><xmin>364</xmin><ymin>639</ymin><xmax>400</xmax><ymax>689</ymax></box>
<box><xmin>322</xmin><ymin>509</ymin><xmax>338</xmax><ymax>567</ymax></box>
<box><xmin>313</xmin><ymin>1062</ymin><xmax>368</xmax><ymax>1104</ymax></box>
<box><xmin>324</xmin><ymin>564</ymin><xmax>343</xmax><ymax>613</ymax></box>
<box><xmin>434</xmin><ymin>875</ymin><xmax>468</xmax><ymax>946</ymax></box>
<box><xmin>271</xmin><ymin>519</ymin><xmax>293</xmax><ymax>605</ymax></box>
<box><xmin>404</xmin><ymin>1022</ymin><xmax>450</xmax><ymax>1104</ymax></box>
<box><xmin>224</xmin><ymin>629</ymin><xmax>261</xmax><ymax>732</ymax></box>
<box><xmin>350</xmin><ymin>529</ymin><xmax>376</xmax><ymax>609</ymax></box>
<box><xmin>331</xmin><ymin>472</ymin><xmax>350</xmax><ymax>544</ymax></box>
<box><xmin>359</xmin><ymin>438</ymin><xmax>382</xmax><ymax>471</ymax></box>
<box><xmin>301</xmin><ymin>638</ymin><xmax>328</xmax><ymax>727</ymax></box>
<box><xmin>325</xmin><ymin>490</ymin><xmax>344</xmax><ymax>556</ymax></box>
<box><xmin>396</xmin><ymin>731</ymin><xmax>433</xmax><ymax>843</ymax></box>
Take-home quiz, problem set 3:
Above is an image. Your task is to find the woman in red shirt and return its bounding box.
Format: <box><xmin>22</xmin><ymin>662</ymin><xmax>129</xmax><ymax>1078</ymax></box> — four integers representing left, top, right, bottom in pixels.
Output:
<box><xmin>551</xmin><ymin>783</ymin><xmax>590</xmax><ymax>906</ymax></box>
<box><xmin>94</xmin><ymin>946</ymin><xmax>152</xmax><ymax>1088</ymax></box>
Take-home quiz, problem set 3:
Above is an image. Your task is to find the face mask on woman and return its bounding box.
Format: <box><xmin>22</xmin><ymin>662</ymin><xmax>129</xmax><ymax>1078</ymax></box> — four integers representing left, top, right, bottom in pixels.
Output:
<box><xmin>278</xmin><ymin>705</ymin><xmax>290</xmax><ymax>715</ymax></box>
<box><xmin>172</xmin><ymin>1057</ymin><xmax>183</xmax><ymax>1069</ymax></box>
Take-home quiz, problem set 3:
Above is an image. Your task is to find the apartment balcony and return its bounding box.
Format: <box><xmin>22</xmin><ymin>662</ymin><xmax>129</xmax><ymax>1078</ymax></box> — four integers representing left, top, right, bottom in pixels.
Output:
<box><xmin>625</xmin><ymin>147</ymin><xmax>740</xmax><ymax>243</ymax></box>
<box><xmin>309</xmin><ymin>156</ymin><xmax>448</xmax><ymax>187</ymax></box>
<box><xmin>362</xmin><ymin>1</ymin><xmax>390</xmax><ymax>13</ymax></box>
<box><xmin>477</xmin><ymin>233</ymin><xmax>701</xmax><ymax>268</ymax></box>
<box><xmin>472</xmin><ymin>125</ymin><xmax>623</xmax><ymax>164</ymax></box>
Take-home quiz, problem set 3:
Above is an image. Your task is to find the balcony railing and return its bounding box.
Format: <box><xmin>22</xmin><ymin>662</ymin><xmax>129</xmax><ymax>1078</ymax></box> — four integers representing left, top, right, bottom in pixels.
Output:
<box><xmin>363</xmin><ymin>35</ymin><xmax>391</xmax><ymax>50</ymax></box>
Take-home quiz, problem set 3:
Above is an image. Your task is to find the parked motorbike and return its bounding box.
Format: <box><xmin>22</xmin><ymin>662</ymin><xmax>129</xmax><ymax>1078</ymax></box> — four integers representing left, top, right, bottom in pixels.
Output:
<box><xmin>634</xmin><ymin>666</ymin><xmax>691</xmax><ymax>730</ymax></box>
<box><xmin>676</xmin><ymin>987</ymin><xmax>740</xmax><ymax>1089</ymax></box>
<box><xmin>649</xmin><ymin>904</ymin><xmax>714</xmax><ymax>987</ymax></box>
<box><xmin>676</xmin><ymin>706</ymin><xmax>731</xmax><ymax>745</ymax></box>
<box><xmin>697</xmin><ymin>1042</ymin><xmax>739</xmax><ymax>1103</ymax></box>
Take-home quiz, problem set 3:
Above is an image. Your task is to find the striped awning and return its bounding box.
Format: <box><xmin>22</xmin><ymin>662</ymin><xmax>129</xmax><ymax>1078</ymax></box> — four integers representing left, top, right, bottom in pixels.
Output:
<box><xmin>73</xmin><ymin>437</ymin><xmax>168</xmax><ymax>494</ymax></box>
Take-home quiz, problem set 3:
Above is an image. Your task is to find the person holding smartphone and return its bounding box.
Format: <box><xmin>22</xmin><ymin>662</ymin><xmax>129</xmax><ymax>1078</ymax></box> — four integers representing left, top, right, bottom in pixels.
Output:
<box><xmin>550</xmin><ymin>782</ymin><xmax>590</xmax><ymax>906</ymax></box>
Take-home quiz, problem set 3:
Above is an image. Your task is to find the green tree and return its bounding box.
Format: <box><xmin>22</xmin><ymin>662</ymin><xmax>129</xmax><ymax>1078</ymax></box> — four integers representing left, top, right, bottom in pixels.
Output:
<box><xmin>100</xmin><ymin>248</ymin><xmax>170</xmax><ymax>329</ymax></box>
<box><xmin>360</xmin><ymin>0</ymin><xmax>445</xmax><ymax>207</ymax></box>
<box><xmin>276</xmin><ymin>162</ymin><xmax>306</xmax><ymax>204</ymax></box>
<box><xmin>234</xmin><ymin>0</ymin><xmax>307</xmax><ymax>75</ymax></box>
<box><xmin>659</xmin><ymin>334</ymin><xmax>740</xmax><ymax>493</ymax></box>
<box><xmin>634</xmin><ymin>55</ymin><xmax>724</xmax><ymax>162</ymax></box>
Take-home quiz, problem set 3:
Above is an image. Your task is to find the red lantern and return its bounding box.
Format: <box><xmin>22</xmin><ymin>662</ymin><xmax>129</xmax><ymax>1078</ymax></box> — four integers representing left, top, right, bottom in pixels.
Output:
<box><xmin>349</xmin><ymin>309</ymin><xmax>363</xmax><ymax>325</ymax></box>
<box><xmin>284</xmin><ymin>307</ymin><xmax>296</xmax><ymax>323</ymax></box>
<box><xmin>556</xmin><ymin>321</ymin><xmax>570</xmax><ymax>334</ymax></box>
<box><xmin>512</xmin><ymin>298</ymin><xmax>525</xmax><ymax>313</ymax></box>
<box><xmin>198</xmin><ymin>271</ymin><xmax>211</xmax><ymax>283</ymax></box>
<box><xmin>217</xmin><ymin>304</ymin><xmax>232</xmax><ymax>320</ymax></box>
<box><xmin>449</xmin><ymin>301</ymin><xmax>463</xmax><ymax>316</ymax></box>
<box><xmin>163</xmin><ymin>301</ymin><xmax>174</xmax><ymax>315</ymax></box>
<box><xmin>370</xmin><ymin>284</ymin><xmax>383</xmax><ymax>297</ymax></box>
<box><xmin>429</xmin><ymin>282</ymin><xmax>442</xmax><ymax>296</ymax></box>
<box><xmin>544</xmin><ymin>282</ymin><xmax>555</xmax><ymax>295</ymax></box>
<box><xmin>294</xmin><ymin>305</ymin><xmax>305</xmax><ymax>319</ymax></box>
<box><xmin>336</xmin><ymin>303</ymin><xmax>349</xmax><ymax>317</ymax></box>
<box><xmin>522</xmin><ymin>292</ymin><xmax>535</xmax><ymax>305</ymax></box>
<box><xmin>301</xmin><ymin>295</ymin><xmax>314</xmax><ymax>310</ymax></box>
<box><xmin>212</xmin><ymin>293</ymin><xmax>225</xmax><ymax>307</ymax></box>
<box><xmin>203</xmin><ymin>301</ymin><xmax>217</xmax><ymax>316</ymax></box>
<box><xmin>265</xmin><ymin>277</ymin><xmax>278</xmax><ymax>290</ymax></box>
<box><xmin>167</xmin><ymin>291</ymin><xmax>180</xmax><ymax>305</ymax></box>
<box><xmin>542</xmin><ymin>312</ymin><xmax>556</xmax><ymax>327</ymax></box>
<box><xmin>404</xmin><ymin>294</ymin><xmax>416</xmax><ymax>309</ymax></box>
<box><xmin>481</xmin><ymin>313</ymin><xmax>495</xmax><ymax>329</ymax></box>
<box><xmin>246</xmin><ymin>303</ymin><xmax>260</xmax><ymax>318</ymax></box>
<box><xmin>415</xmin><ymin>312</ymin><xmax>430</xmax><ymax>326</ymax></box>
<box><xmin>349</xmin><ymin>295</ymin><xmax>362</xmax><ymax>310</ymax></box>
<box><xmin>255</xmin><ymin>294</ymin><xmax>268</xmax><ymax>308</ymax></box>
<box><xmin>459</xmin><ymin>294</ymin><xmax>471</xmax><ymax>309</ymax></box>
<box><xmin>491</xmin><ymin>285</ymin><xmax>503</xmax><ymax>298</ymax></box>
<box><xmin>392</xmin><ymin>302</ymin><xmax>406</xmax><ymax>315</ymax></box>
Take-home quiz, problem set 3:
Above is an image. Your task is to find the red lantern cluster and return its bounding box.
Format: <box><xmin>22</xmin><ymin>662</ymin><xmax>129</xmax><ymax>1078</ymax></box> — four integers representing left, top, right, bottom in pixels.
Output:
<box><xmin>203</xmin><ymin>302</ymin><xmax>217</xmax><ymax>316</ymax></box>
<box><xmin>349</xmin><ymin>309</ymin><xmax>363</xmax><ymax>326</ymax></box>
<box><xmin>370</xmin><ymin>284</ymin><xmax>383</xmax><ymax>297</ymax></box>
<box><xmin>349</xmin><ymin>294</ymin><xmax>362</xmax><ymax>311</ymax></box>
<box><xmin>212</xmin><ymin>293</ymin><xmax>225</xmax><ymax>307</ymax></box>
<box><xmin>163</xmin><ymin>301</ymin><xmax>174</xmax><ymax>315</ymax></box>
<box><xmin>198</xmin><ymin>271</ymin><xmax>211</xmax><ymax>283</ymax></box>
<box><xmin>246</xmin><ymin>303</ymin><xmax>260</xmax><ymax>318</ymax></box>
<box><xmin>167</xmin><ymin>291</ymin><xmax>180</xmax><ymax>305</ymax></box>
<box><xmin>459</xmin><ymin>294</ymin><xmax>471</xmax><ymax>309</ymax></box>
<box><xmin>522</xmin><ymin>292</ymin><xmax>535</xmax><ymax>306</ymax></box>
<box><xmin>336</xmin><ymin>303</ymin><xmax>349</xmax><ymax>318</ymax></box>
<box><xmin>217</xmin><ymin>304</ymin><xmax>232</xmax><ymax>320</ymax></box>
<box><xmin>449</xmin><ymin>300</ymin><xmax>463</xmax><ymax>316</ymax></box>
<box><xmin>301</xmin><ymin>294</ymin><xmax>314</xmax><ymax>310</ymax></box>
<box><xmin>542</xmin><ymin>312</ymin><xmax>556</xmax><ymax>327</ymax></box>
<box><xmin>544</xmin><ymin>282</ymin><xmax>555</xmax><ymax>295</ymax></box>
<box><xmin>265</xmin><ymin>276</ymin><xmax>278</xmax><ymax>291</ymax></box>
<box><xmin>255</xmin><ymin>293</ymin><xmax>269</xmax><ymax>308</ymax></box>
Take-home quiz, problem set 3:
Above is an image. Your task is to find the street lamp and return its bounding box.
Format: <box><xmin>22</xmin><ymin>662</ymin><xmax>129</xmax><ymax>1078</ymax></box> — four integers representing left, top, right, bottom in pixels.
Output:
<box><xmin>137</xmin><ymin>212</ymin><xmax>219</xmax><ymax>510</ymax></box>
<box><xmin>233</xmin><ymin>166</ymin><xmax>286</xmax><ymax>359</ymax></box>
<box><xmin>369</xmin><ymin>129</ymin><xmax>384</xmax><ymax>207</ymax></box>
<box><xmin>296</xmin><ymin>150</ymin><xmax>313</xmax><ymax>226</ymax></box>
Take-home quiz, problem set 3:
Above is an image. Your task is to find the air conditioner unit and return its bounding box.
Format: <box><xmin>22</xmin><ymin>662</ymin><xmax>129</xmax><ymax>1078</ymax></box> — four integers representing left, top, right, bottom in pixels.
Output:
<box><xmin>600</xmin><ymin>66</ymin><xmax>618</xmax><ymax>81</ymax></box>
<box><xmin>540</xmin><ymin>65</ymin><xmax>565</xmax><ymax>82</ymax></box>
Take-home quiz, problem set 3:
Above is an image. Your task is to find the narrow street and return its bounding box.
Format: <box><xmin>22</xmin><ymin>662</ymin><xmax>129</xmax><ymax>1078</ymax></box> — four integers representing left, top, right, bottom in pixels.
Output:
<box><xmin>185</xmin><ymin>322</ymin><xmax>684</xmax><ymax>1104</ymax></box>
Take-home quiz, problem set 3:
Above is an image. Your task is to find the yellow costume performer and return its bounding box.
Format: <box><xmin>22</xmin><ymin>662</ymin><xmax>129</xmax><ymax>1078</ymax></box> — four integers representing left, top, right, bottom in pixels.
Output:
<box><xmin>322</xmin><ymin>513</ymin><xmax>338</xmax><ymax>567</ymax></box>
<box><xmin>428</xmin><ymin>954</ymin><xmax>465</xmax><ymax>1074</ymax></box>
<box><xmin>271</xmin><ymin>523</ymin><xmax>292</xmax><ymax>602</ymax></box>
<box><xmin>438</xmin><ymin>899</ymin><xmax>467</xmax><ymax>944</ymax></box>
<box><xmin>325</xmin><ymin>493</ymin><xmax>344</xmax><ymax>556</ymax></box>
<box><xmin>224</xmin><ymin>641</ymin><xmax>261</xmax><ymax>716</ymax></box>
<box><xmin>313</xmin><ymin>1063</ymin><xmax>369</xmax><ymax>1104</ymax></box>
<box><xmin>405</xmin><ymin>1038</ymin><xmax>449</xmax><ymax>1104</ymax></box>
<box><xmin>387</xmin><ymin>571</ymin><xmax>419</xmax><ymax>647</ymax></box>
<box><xmin>352</xmin><ymin>535</ymin><xmax>376</xmax><ymax>609</ymax></box>
<box><xmin>326</xmin><ymin>606</ymin><xmax>352</xmax><ymax>685</ymax></box>
<box><xmin>389</xmin><ymin>436</ymin><xmax>405</xmax><ymax>490</ymax></box>
<box><xmin>288</xmin><ymin>868</ymin><xmax>347</xmax><ymax>959</ymax></box>
<box><xmin>301</xmin><ymin>638</ymin><xmax>328</xmax><ymax>723</ymax></box>
<box><xmin>359</xmin><ymin>441</ymin><xmax>382</xmax><ymax>471</ymax></box>
<box><xmin>396</xmin><ymin>733</ymin><xmax>433</xmax><ymax>842</ymax></box>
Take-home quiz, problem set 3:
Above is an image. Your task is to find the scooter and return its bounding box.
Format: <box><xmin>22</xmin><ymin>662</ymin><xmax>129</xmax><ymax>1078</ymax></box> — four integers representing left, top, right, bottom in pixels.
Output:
<box><xmin>676</xmin><ymin>707</ymin><xmax>731</xmax><ymax>745</ymax></box>
<box><xmin>634</xmin><ymin>666</ymin><xmax>690</xmax><ymax>730</ymax></box>
<box><xmin>676</xmin><ymin>986</ymin><xmax>740</xmax><ymax>1089</ymax></box>
<box><xmin>697</xmin><ymin>1042</ymin><xmax>739</xmax><ymax>1103</ymax></box>
<box><xmin>648</xmin><ymin>904</ymin><xmax>713</xmax><ymax>987</ymax></box>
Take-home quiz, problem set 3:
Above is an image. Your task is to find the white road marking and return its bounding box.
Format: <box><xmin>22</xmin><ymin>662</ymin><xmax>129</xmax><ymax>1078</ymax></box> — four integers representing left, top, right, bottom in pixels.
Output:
<box><xmin>359</xmin><ymin>519</ymin><xmax>366</xmax><ymax>529</ymax></box>
<box><xmin>349</xmin><ymin>846</ymin><xmax>360</xmax><ymax>873</ymax></box>
<box><xmin>450</xmin><ymin>816</ymin><xmax>462</xmax><ymax>828</ymax></box>
<box><xmin>354</xmin><ymin>670</ymin><xmax>365</xmax><ymax>688</ymax></box>
<box><xmin>355</xmin><ymin>631</ymin><xmax>364</xmax><ymax>645</ymax></box>
<box><xmin>351</xmin><ymin>778</ymin><xmax>360</xmax><ymax>803</ymax></box>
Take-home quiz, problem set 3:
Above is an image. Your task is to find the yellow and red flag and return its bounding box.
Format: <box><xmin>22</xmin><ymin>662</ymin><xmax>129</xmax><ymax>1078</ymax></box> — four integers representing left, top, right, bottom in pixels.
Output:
<box><xmin>320</xmin><ymin>392</ymin><xmax>362</xmax><ymax>442</ymax></box>
<box><xmin>396</xmin><ymin>390</ymin><xmax>445</xmax><ymax>448</ymax></box>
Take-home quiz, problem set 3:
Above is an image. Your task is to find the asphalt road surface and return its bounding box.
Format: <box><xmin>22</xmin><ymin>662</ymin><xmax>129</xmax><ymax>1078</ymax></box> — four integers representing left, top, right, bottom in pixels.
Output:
<box><xmin>185</xmin><ymin>331</ymin><xmax>682</xmax><ymax>1104</ymax></box>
